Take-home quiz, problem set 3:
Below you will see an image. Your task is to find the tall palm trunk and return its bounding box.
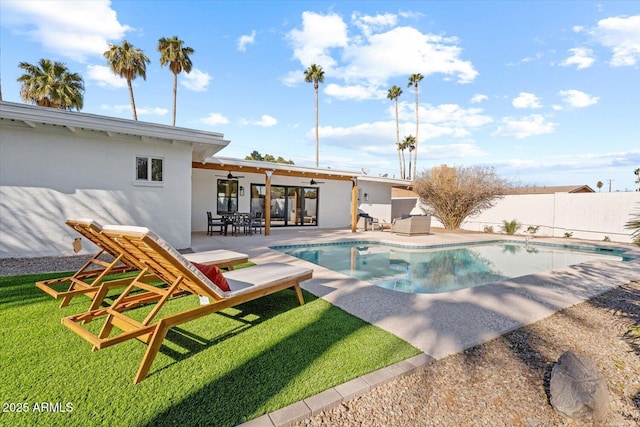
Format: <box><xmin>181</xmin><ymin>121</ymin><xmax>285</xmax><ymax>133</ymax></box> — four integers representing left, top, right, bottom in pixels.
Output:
<box><xmin>315</xmin><ymin>82</ymin><xmax>319</xmax><ymax>168</ymax></box>
<box><xmin>413</xmin><ymin>87</ymin><xmax>419</xmax><ymax>180</ymax></box>
<box><xmin>401</xmin><ymin>147</ymin><xmax>407</xmax><ymax>179</ymax></box>
<box><xmin>172</xmin><ymin>72</ymin><xmax>178</xmax><ymax>126</ymax></box>
<box><xmin>395</xmin><ymin>99</ymin><xmax>402</xmax><ymax>179</ymax></box>
<box><xmin>127</xmin><ymin>79</ymin><xmax>138</xmax><ymax>121</ymax></box>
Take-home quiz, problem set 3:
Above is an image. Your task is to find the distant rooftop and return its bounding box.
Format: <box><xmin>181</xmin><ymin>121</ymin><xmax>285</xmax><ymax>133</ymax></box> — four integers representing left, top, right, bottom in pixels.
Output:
<box><xmin>506</xmin><ymin>185</ymin><xmax>595</xmax><ymax>195</ymax></box>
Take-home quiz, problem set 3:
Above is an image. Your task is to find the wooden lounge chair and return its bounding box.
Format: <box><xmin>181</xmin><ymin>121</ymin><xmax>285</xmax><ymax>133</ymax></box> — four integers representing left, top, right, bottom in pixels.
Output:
<box><xmin>61</xmin><ymin>224</ymin><xmax>313</xmax><ymax>384</ymax></box>
<box><xmin>37</xmin><ymin>218</ymin><xmax>249</xmax><ymax>310</ymax></box>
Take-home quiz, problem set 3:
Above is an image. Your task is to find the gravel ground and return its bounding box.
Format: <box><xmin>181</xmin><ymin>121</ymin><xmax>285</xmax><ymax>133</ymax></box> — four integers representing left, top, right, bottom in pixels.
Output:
<box><xmin>298</xmin><ymin>280</ymin><xmax>640</xmax><ymax>427</ymax></box>
<box><xmin>0</xmin><ymin>254</ymin><xmax>95</xmax><ymax>277</ymax></box>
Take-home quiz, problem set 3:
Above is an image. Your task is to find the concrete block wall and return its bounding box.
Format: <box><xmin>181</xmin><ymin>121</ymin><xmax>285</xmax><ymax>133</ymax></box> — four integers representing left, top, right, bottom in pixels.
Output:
<box><xmin>460</xmin><ymin>192</ymin><xmax>640</xmax><ymax>243</ymax></box>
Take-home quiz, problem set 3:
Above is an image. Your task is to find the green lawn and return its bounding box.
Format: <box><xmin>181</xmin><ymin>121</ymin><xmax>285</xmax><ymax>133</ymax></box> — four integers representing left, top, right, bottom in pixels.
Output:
<box><xmin>0</xmin><ymin>270</ymin><xmax>420</xmax><ymax>427</ymax></box>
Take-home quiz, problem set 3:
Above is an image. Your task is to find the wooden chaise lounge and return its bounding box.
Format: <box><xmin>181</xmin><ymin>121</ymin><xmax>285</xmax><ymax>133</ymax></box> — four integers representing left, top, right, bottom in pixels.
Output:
<box><xmin>61</xmin><ymin>224</ymin><xmax>313</xmax><ymax>384</ymax></box>
<box><xmin>36</xmin><ymin>218</ymin><xmax>249</xmax><ymax>310</ymax></box>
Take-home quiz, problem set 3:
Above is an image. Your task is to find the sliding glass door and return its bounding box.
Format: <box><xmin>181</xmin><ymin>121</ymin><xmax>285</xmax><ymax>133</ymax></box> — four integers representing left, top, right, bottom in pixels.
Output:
<box><xmin>251</xmin><ymin>184</ymin><xmax>318</xmax><ymax>227</ymax></box>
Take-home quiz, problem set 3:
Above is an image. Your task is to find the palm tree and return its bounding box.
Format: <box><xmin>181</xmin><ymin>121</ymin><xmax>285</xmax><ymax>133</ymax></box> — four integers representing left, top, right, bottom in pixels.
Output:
<box><xmin>158</xmin><ymin>36</ymin><xmax>194</xmax><ymax>126</ymax></box>
<box><xmin>17</xmin><ymin>59</ymin><xmax>84</xmax><ymax>110</ymax></box>
<box><xmin>407</xmin><ymin>73</ymin><xmax>424</xmax><ymax>180</ymax></box>
<box><xmin>402</xmin><ymin>135</ymin><xmax>416</xmax><ymax>179</ymax></box>
<box><xmin>596</xmin><ymin>181</ymin><xmax>603</xmax><ymax>192</ymax></box>
<box><xmin>304</xmin><ymin>64</ymin><xmax>325</xmax><ymax>167</ymax></box>
<box><xmin>387</xmin><ymin>85</ymin><xmax>403</xmax><ymax>179</ymax></box>
<box><xmin>104</xmin><ymin>40</ymin><xmax>150</xmax><ymax>121</ymax></box>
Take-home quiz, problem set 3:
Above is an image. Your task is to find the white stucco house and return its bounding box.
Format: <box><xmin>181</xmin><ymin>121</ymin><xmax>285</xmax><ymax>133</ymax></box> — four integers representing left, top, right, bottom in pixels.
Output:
<box><xmin>0</xmin><ymin>101</ymin><xmax>410</xmax><ymax>259</ymax></box>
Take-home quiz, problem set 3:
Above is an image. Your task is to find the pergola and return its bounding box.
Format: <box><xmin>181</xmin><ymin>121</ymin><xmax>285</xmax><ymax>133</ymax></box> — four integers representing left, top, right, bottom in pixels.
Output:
<box><xmin>193</xmin><ymin>158</ymin><xmax>361</xmax><ymax>235</ymax></box>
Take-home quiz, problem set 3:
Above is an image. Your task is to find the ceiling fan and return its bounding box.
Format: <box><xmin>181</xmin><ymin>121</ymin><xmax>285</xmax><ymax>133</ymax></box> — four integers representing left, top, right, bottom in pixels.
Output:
<box><xmin>303</xmin><ymin>179</ymin><xmax>324</xmax><ymax>185</ymax></box>
<box><xmin>216</xmin><ymin>171</ymin><xmax>244</xmax><ymax>179</ymax></box>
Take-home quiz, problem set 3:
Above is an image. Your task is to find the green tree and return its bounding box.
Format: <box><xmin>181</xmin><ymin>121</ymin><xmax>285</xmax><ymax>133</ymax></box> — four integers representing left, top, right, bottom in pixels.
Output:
<box><xmin>104</xmin><ymin>40</ymin><xmax>150</xmax><ymax>121</ymax></box>
<box><xmin>635</xmin><ymin>168</ymin><xmax>640</xmax><ymax>191</ymax></box>
<box><xmin>413</xmin><ymin>165</ymin><xmax>510</xmax><ymax>230</ymax></box>
<box><xmin>245</xmin><ymin>150</ymin><xmax>264</xmax><ymax>161</ymax></box>
<box><xmin>158</xmin><ymin>36</ymin><xmax>194</xmax><ymax>126</ymax></box>
<box><xmin>596</xmin><ymin>181</ymin><xmax>603</xmax><ymax>192</ymax></box>
<box><xmin>244</xmin><ymin>151</ymin><xmax>294</xmax><ymax>164</ymax></box>
<box><xmin>407</xmin><ymin>73</ymin><xmax>424</xmax><ymax>180</ymax></box>
<box><xmin>401</xmin><ymin>135</ymin><xmax>416</xmax><ymax>179</ymax></box>
<box><xmin>17</xmin><ymin>59</ymin><xmax>84</xmax><ymax>110</ymax></box>
<box><xmin>387</xmin><ymin>85</ymin><xmax>403</xmax><ymax>179</ymax></box>
<box><xmin>304</xmin><ymin>64</ymin><xmax>325</xmax><ymax>167</ymax></box>
<box><xmin>276</xmin><ymin>156</ymin><xmax>294</xmax><ymax>164</ymax></box>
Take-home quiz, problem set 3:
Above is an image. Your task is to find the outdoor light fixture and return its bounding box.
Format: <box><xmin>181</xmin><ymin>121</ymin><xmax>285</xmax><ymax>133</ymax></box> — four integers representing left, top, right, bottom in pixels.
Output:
<box><xmin>364</xmin><ymin>193</ymin><xmax>369</xmax><ymax>201</ymax></box>
<box><xmin>239</xmin><ymin>186</ymin><xmax>244</xmax><ymax>196</ymax></box>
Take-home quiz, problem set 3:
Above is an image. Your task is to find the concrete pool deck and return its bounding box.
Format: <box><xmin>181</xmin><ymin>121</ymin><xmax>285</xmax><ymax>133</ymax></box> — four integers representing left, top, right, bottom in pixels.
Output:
<box><xmin>190</xmin><ymin>228</ymin><xmax>640</xmax><ymax>426</ymax></box>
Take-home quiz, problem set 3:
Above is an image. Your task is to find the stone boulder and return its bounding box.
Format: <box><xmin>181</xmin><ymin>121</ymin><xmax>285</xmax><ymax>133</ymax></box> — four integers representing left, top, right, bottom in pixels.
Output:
<box><xmin>550</xmin><ymin>350</ymin><xmax>609</xmax><ymax>421</ymax></box>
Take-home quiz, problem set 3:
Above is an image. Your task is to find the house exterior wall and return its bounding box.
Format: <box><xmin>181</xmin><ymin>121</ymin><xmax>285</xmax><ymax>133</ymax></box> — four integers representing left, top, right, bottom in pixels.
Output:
<box><xmin>357</xmin><ymin>181</ymin><xmax>393</xmax><ymax>222</ymax></box>
<box><xmin>0</xmin><ymin>121</ymin><xmax>193</xmax><ymax>258</ymax></box>
<box><xmin>191</xmin><ymin>168</ymin><xmax>354</xmax><ymax>230</ymax></box>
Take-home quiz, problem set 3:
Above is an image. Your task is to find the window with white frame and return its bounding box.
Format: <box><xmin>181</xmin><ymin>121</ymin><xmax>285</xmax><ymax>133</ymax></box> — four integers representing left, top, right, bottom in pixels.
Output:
<box><xmin>136</xmin><ymin>156</ymin><xmax>164</xmax><ymax>183</ymax></box>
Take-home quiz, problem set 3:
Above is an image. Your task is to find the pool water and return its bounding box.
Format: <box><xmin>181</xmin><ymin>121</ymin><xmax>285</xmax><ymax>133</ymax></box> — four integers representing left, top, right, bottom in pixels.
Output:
<box><xmin>275</xmin><ymin>241</ymin><xmax>625</xmax><ymax>294</ymax></box>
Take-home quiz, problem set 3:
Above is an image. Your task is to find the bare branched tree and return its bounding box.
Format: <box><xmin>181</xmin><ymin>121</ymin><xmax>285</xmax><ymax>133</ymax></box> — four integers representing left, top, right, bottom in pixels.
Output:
<box><xmin>413</xmin><ymin>165</ymin><xmax>510</xmax><ymax>230</ymax></box>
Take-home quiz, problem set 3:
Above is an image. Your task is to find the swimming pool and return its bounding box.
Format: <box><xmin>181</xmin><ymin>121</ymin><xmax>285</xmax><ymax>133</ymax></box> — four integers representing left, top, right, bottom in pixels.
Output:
<box><xmin>273</xmin><ymin>241</ymin><xmax>626</xmax><ymax>294</ymax></box>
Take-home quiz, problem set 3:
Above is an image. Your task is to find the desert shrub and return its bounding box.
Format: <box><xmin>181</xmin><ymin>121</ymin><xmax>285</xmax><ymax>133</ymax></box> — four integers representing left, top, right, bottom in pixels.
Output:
<box><xmin>501</xmin><ymin>219</ymin><xmax>520</xmax><ymax>235</ymax></box>
<box><xmin>625</xmin><ymin>203</ymin><xmax>640</xmax><ymax>246</ymax></box>
<box><xmin>413</xmin><ymin>165</ymin><xmax>510</xmax><ymax>230</ymax></box>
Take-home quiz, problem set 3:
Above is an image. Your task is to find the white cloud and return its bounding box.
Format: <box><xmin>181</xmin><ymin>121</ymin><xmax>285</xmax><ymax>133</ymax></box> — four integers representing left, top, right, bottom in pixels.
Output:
<box><xmin>560</xmin><ymin>47</ymin><xmax>595</xmax><ymax>69</ymax></box>
<box><xmin>351</xmin><ymin>12</ymin><xmax>397</xmax><ymax>37</ymax></box>
<box><xmin>281</xmin><ymin>70</ymin><xmax>302</xmax><ymax>87</ymax></box>
<box><xmin>491</xmin><ymin>149</ymin><xmax>640</xmax><ymax>181</ymax></box>
<box><xmin>200</xmin><ymin>113</ymin><xmax>229</xmax><ymax>125</ymax></box>
<box><xmin>470</xmin><ymin>94</ymin><xmax>488</xmax><ymax>104</ymax></box>
<box><xmin>557</xmin><ymin>89</ymin><xmax>599</xmax><ymax>108</ymax></box>
<box><xmin>137</xmin><ymin>107</ymin><xmax>169</xmax><ymax>116</ymax></box>
<box><xmin>312</xmin><ymin>102</ymin><xmax>491</xmax><ymax>148</ymax></box>
<box><xmin>287</xmin><ymin>11</ymin><xmax>349</xmax><ymax>69</ymax></box>
<box><xmin>86</xmin><ymin>65</ymin><xmax>127</xmax><ymax>89</ymax></box>
<box><xmin>520</xmin><ymin>52</ymin><xmax>543</xmax><ymax>63</ymax></box>
<box><xmin>100</xmin><ymin>104</ymin><xmax>167</xmax><ymax>116</ymax></box>
<box><xmin>591</xmin><ymin>15</ymin><xmax>640</xmax><ymax>66</ymax></box>
<box><xmin>512</xmin><ymin>92</ymin><xmax>542</xmax><ymax>109</ymax></box>
<box><xmin>339</xmin><ymin>26</ymin><xmax>478</xmax><ymax>84</ymax></box>
<box><xmin>181</xmin><ymin>68</ymin><xmax>211</xmax><ymax>92</ymax></box>
<box><xmin>237</xmin><ymin>30</ymin><xmax>256</xmax><ymax>52</ymax></box>
<box><xmin>324</xmin><ymin>83</ymin><xmax>386</xmax><ymax>100</ymax></box>
<box><xmin>1</xmin><ymin>0</ymin><xmax>130</xmax><ymax>62</ymax></box>
<box><xmin>426</xmin><ymin>143</ymin><xmax>487</xmax><ymax>159</ymax></box>
<box><xmin>253</xmin><ymin>115</ymin><xmax>278</xmax><ymax>127</ymax></box>
<box><xmin>285</xmin><ymin>11</ymin><xmax>478</xmax><ymax>100</ymax></box>
<box><xmin>491</xmin><ymin>114</ymin><xmax>556</xmax><ymax>139</ymax></box>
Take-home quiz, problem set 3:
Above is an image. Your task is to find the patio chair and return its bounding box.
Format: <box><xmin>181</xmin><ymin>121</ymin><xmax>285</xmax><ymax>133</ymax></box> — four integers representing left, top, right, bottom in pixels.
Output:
<box><xmin>37</xmin><ymin>218</ymin><xmax>249</xmax><ymax>310</ymax></box>
<box><xmin>250</xmin><ymin>211</ymin><xmax>263</xmax><ymax>234</ymax></box>
<box><xmin>391</xmin><ymin>215</ymin><xmax>432</xmax><ymax>236</ymax></box>
<box><xmin>206</xmin><ymin>211</ymin><xmax>224</xmax><ymax>236</ymax></box>
<box><xmin>61</xmin><ymin>224</ymin><xmax>313</xmax><ymax>384</ymax></box>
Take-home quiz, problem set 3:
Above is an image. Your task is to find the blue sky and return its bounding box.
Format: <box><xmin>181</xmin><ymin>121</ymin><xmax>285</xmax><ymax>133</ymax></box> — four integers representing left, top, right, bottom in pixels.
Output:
<box><xmin>1</xmin><ymin>0</ymin><xmax>639</xmax><ymax>191</ymax></box>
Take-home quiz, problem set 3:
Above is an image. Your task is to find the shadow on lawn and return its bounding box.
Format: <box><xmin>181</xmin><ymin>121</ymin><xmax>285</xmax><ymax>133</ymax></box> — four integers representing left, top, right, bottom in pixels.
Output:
<box><xmin>144</xmin><ymin>289</ymin><xmax>377</xmax><ymax>427</ymax></box>
<box><xmin>0</xmin><ymin>272</ymin><xmax>70</xmax><ymax>309</ymax></box>
<box><xmin>152</xmin><ymin>293</ymin><xmax>299</xmax><ymax>367</ymax></box>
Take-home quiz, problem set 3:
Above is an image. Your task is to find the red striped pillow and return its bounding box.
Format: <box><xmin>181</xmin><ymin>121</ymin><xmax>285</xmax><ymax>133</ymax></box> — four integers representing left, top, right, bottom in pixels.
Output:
<box><xmin>192</xmin><ymin>262</ymin><xmax>230</xmax><ymax>292</ymax></box>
